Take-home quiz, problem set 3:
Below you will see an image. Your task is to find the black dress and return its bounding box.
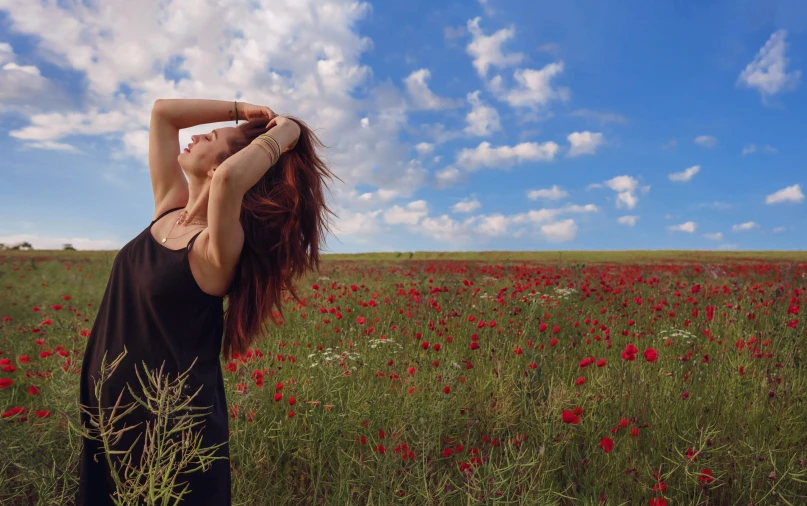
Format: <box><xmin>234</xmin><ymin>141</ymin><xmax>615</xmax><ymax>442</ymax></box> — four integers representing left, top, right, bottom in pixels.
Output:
<box><xmin>77</xmin><ymin>206</ymin><xmax>231</xmax><ymax>505</ymax></box>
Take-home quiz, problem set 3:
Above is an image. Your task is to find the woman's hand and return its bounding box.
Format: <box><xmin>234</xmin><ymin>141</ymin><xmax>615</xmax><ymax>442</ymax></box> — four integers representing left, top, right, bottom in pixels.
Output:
<box><xmin>265</xmin><ymin>116</ymin><xmax>300</xmax><ymax>153</ymax></box>
<box><xmin>238</xmin><ymin>102</ymin><xmax>276</xmax><ymax>122</ymax></box>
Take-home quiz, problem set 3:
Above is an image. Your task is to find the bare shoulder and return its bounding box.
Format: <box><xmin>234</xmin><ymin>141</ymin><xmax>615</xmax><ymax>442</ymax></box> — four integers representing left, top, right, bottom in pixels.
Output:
<box><xmin>188</xmin><ymin>229</ymin><xmax>241</xmax><ymax>298</ymax></box>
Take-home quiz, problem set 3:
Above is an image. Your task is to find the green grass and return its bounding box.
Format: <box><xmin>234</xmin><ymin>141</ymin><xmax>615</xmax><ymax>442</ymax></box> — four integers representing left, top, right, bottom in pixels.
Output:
<box><xmin>1</xmin><ymin>251</ymin><xmax>806</xmax><ymax>504</ymax></box>
<box><xmin>5</xmin><ymin>248</ymin><xmax>807</xmax><ymax>264</ymax></box>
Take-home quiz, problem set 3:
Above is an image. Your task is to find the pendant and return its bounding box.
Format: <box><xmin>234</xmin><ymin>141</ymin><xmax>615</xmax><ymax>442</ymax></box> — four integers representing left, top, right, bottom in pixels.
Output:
<box><xmin>162</xmin><ymin>238</ymin><xmax>167</xmax><ymax>243</ymax></box>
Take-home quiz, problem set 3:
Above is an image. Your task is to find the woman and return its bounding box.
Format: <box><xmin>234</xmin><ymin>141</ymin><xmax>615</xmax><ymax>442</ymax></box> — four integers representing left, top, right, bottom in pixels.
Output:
<box><xmin>76</xmin><ymin>99</ymin><xmax>340</xmax><ymax>505</ymax></box>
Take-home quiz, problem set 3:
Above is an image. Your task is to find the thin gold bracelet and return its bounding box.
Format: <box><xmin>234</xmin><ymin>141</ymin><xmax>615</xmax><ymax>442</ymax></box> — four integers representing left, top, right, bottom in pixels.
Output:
<box><xmin>263</xmin><ymin>134</ymin><xmax>282</xmax><ymax>158</ymax></box>
<box><xmin>254</xmin><ymin>142</ymin><xmax>277</xmax><ymax>165</ymax></box>
<box><xmin>256</xmin><ymin>133</ymin><xmax>281</xmax><ymax>160</ymax></box>
<box><xmin>257</xmin><ymin>132</ymin><xmax>281</xmax><ymax>154</ymax></box>
<box><xmin>254</xmin><ymin>135</ymin><xmax>280</xmax><ymax>161</ymax></box>
<box><xmin>250</xmin><ymin>139</ymin><xmax>278</xmax><ymax>166</ymax></box>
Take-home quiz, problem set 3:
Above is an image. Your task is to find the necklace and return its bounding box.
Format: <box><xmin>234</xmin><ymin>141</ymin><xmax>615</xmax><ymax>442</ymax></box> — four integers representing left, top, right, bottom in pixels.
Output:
<box><xmin>162</xmin><ymin>209</ymin><xmax>207</xmax><ymax>243</ymax></box>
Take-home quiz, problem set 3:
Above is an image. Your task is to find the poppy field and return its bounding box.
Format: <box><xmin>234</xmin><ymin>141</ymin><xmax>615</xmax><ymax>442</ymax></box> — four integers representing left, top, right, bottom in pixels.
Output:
<box><xmin>1</xmin><ymin>251</ymin><xmax>806</xmax><ymax>505</ymax></box>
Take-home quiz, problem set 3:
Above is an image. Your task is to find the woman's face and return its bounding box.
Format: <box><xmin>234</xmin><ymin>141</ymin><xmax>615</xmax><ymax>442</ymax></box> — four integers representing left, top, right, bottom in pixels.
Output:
<box><xmin>178</xmin><ymin>127</ymin><xmax>238</xmax><ymax>177</ymax></box>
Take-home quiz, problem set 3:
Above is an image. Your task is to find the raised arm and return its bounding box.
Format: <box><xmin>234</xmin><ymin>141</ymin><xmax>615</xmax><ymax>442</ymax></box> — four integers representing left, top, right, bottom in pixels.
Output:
<box><xmin>205</xmin><ymin>117</ymin><xmax>301</xmax><ymax>268</ymax></box>
<box><xmin>148</xmin><ymin>99</ymin><xmax>244</xmax><ymax>217</ymax></box>
<box><xmin>153</xmin><ymin>99</ymin><xmax>241</xmax><ymax>129</ymax></box>
<box><xmin>213</xmin><ymin>117</ymin><xmax>301</xmax><ymax>195</ymax></box>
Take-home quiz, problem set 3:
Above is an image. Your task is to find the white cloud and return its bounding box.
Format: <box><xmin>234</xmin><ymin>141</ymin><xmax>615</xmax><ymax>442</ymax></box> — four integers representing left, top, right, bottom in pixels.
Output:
<box><xmin>452</xmin><ymin>198</ymin><xmax>481</xmax><ymax>213</ymax></box>
<box><xmin>464</xmin><ymin>90</ymin><xmax>501</xmax><ymax>136</ymax></box>
<box><xmin>329</xmin><ymin>208</ymin><xmax>386</xmax><ymax>238</ymax></box>
<box><xmin>567</xmin><ymin>131</ymin><xmax>604</xmax><ymax>157</ymax></box>
<box><xmin>616</xmin><ymin>192</ymin><xmax>638</xmax><ymax>209</ymax></box>
<box><xmin>415</xmin><ymin>142</ymin><xmax>434</xmax><ymax>155</ymax></box>
<box><xmin>419</xmin><ymin>215</ymin><xmax>472</xmax><ymax>243</ymax></box>
<box><xmin>383</xmin><ymin>200</ymin><xmax>429</xmax><ymax>225</ymax></box>
<box><xmin>476</xmin><ymin>0</ymin><xmax>495</xmax><ymax>17</ymax></box>
<box><xmin>668</xmin><ymin>221</ymin><xmax>697</xmax><ymax>233</ymax></box>
<box><xmin>604</xmin><ymin>175</ymin><xmax>639</xmax><ymax>193</ymax></box>
<box><xmin>433</xmin><ymin>166</ymin><xmax>464</xmax><ymax>189</ymax></box>
<box><xmin>0</xmin><ymin>43</ymin><xmax>76</xmax><ymax>122</ymax></box>
<box><xmin>455</xmin><ymin>140</ymin><xmax>559</xmax><ymax>170</ymax></box>
<box><xmin>404</xmin><ymin>69</ymin><xmax>461</xmax><ymax>110</ymax></box>
<box><xmin>617</xmin><ymin>215</ymin><xmax>638</xmax><ymax>226</ymax></box>
<box><xmin>0</xmin><ymin>0</ymin><xmax>445</xmax><ymax>244</ymax></box>
<box><xmin>0</xmin><ymin>42</ymin><xmax>80</xmax><ymax>129</ymax></box>
<box><xmin>703</xmin><ymin>232</ymin><xmax>724</xmax><ymax>240</ymax></box>
<box><xmin>0</xmin><ymin>43</ymin><xmax>13</xmax><ymax>66</ymax></box>
<box><xmin>773</xmin><ymin>226</ymin><xmax>786</xmax><ymax>233</ymax></box>
<box><xmin>765</xmin><ymin>184</ymin><xmax>804</xmax><ymax>204</ymax></box>
<box><xmin>560</xmin><ymin>204</ymin><xmax>599</xmax><ymax>214</ymax></box>
<box><xmin>495</xmin><ymin>62</ymin><xmax>571</xmax><ymax>110</ymax></box>
<box><xmin>476</xmin><ymin>214</ymin><xmax>511</xmax><ymax>237</ymax></box>
<box><xmin>603</xmin><ymin>175</ymin><xmax>647</xmax><ymax>210</ymax></box>
<box><xmin>540</xmin><ymin>219</ymin><xmax>577</xmax><ymax>242</ymax></box>
<box><xmin>528</xmin><ymin>185</ymin><xmax>568</xmax><ymax>200</ymax></box>
<box><xmin>737</xmin><ymin>29</ymin><xmax>801</xmax><ymax>100</ymax></box>
<box><xmin>17</xmin><ymin>140</ymin><xmax>84</xmax><ymax>153</ymax></box>
<box><xmin>418</xmin><ymin>122</ymin><xmax>466</xmax><ymax>146</ymax></box>
<box><xmin>731</xmin><ymin>221</ymin><xmax>759</xmax><ymax>232</ymax></box>
<box><xmin>466</xmin><ymin>17</ymin><xmax>525</xmax><ymax>78</ymax></box>
<box><xmin>741</xmin><ymin>144</ymin><xmax>777</xmax><ymax>155</ymax></box>
<box><xmin>0</xmin><ymin>61</ymin><xmax>52</xmax><ymax>102</ymax></box>
<box><xmin>694</xmin><ymin>135</ymin><xmax>717</xmax><ymax>148</ymax></box>
<box><xmin>413</xmin><ymin>202</ymin><xmax>596</xmax><ymax>243</ymax></box>
<box><xmin>718</xmin><ymin>243</ymin><xmax>740</xmax><ymax>250</ymax></box>
<box><xmin>668</xmin><ymin>165</ymin><xmax>700</xmax><ymax>182</ymax></box>
<box><xmin>346</xmin><ymin>188</ymin><xmax>401</xmax><ymax>210</ymax></box>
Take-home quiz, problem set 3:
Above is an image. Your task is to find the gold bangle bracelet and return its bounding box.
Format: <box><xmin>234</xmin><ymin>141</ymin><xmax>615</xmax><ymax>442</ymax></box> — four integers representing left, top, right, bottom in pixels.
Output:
<box><xmin>257</xmin><ymin>132</ymin><xmax>281</xmax><ymax>153</ymax></box>
<box><xmin>254</xmin><ymin>136</ymin><xmax>280</xmax><ymax>162</ymax></box>
<box><xmin>250</xmin><ymin>141</ymin><xmax>277</xmax><ymax>166</ymax></box>
<box><xmin>264</xmin><ymin>134</ymin><xmax>282</xmax><ymax>157</ymax></box>
<box><xmin>257</xmin><ymin>133</ymin><xmax>281</xmax><ymax>160</ymax></box>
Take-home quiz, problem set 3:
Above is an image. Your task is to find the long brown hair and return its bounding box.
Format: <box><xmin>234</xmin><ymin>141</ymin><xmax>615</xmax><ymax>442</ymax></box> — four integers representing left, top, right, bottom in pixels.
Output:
<box><xmin>216</xmin><ymin>116</ymin><xmax>341</xmax><ymax>361</ymax></box>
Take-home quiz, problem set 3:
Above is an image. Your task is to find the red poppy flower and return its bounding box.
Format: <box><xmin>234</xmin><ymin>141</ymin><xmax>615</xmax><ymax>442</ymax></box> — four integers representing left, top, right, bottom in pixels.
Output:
<box><xmin>562</xmin><ymin>410</ymin><xmax>580</xmax><ymax>424</ymax></box>
<box><xmin>699</xmin><ymin>468</ymin><xmax>714</xmax><ymax>483</ymax></box>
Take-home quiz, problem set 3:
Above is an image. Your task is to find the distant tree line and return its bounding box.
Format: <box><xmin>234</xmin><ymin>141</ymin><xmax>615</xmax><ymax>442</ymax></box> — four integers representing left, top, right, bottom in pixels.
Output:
<box><xmin>0</xmin><ymin>242</ymin><xmax>75</xmax><ymax>251</ymax></box>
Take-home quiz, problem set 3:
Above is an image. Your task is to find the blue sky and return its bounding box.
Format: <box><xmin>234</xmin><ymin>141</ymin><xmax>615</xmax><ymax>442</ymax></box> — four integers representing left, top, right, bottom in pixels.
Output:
<box><xmin>1</xmin><ymin>0</ymin><xmax>805</xmax><ymax>252</ymax></box>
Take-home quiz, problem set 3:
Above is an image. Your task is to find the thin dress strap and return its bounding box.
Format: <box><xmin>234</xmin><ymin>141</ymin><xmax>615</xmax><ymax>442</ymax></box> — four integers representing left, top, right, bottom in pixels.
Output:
<box><xmin>152</xmin><ymin>206</ymin><xmax>185</xmax><ymax>224</ymax></box>
<box><xmin>187</xmin><ymin>230</ymin><xmax>204</xmax><ymax>252</ymax></box>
